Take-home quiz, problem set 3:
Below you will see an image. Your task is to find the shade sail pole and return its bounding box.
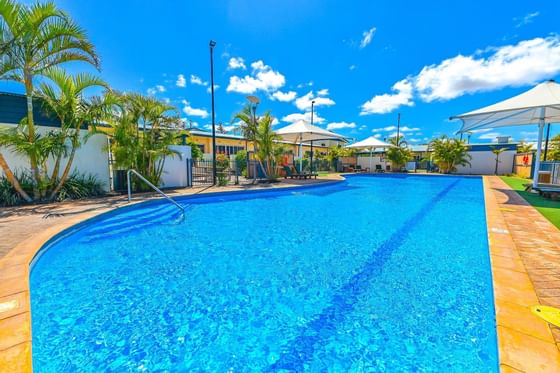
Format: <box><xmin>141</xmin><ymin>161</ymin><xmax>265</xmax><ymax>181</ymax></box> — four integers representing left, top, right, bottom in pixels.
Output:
<box><xmin>369</xmin><ymin>148</ymin><xmax>373</xmax><ymax>171</ymax></box>
<box><xmin>532</xmin><ymin>107</ymin><xmax>545</xmax><ymax>189</ymax></box>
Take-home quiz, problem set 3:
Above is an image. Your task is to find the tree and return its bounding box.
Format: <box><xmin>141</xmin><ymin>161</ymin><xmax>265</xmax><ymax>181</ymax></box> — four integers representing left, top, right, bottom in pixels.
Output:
<box><xmin>490</xmin><ymin>146</ymin><xmax>506</xmax><ymax>175</ymax></box>
<box><xmin>233</xmin><ymin>104</ymin><xmax>269</xmax><ymax>179</ymax></box>
<box><xmin>108</xmin><ymin>93</ymin><xmax>183</xmax><ymax>187</ymax></box>
<box><xmin>517</xmin><ymin>141</ymin><xmax>533</xmax><ymax>153</ymax></box>
<box><xmin>386</xmin><ymin>135</ymin><xmax>412</xmax><ymax>171</ymax></box>
<box><xmin>547</xmin><ymin>134</ymin><xmax>560</xmax><ymax>161</ymax></box>
<box><xmin>0</xmin><ymin>0</ymin><xmax>99</xmax><ymax>199</ymax></box>
<box><xmin>254</xmin><ymin>112</ymin><xmax>281</xmax><ymax>180</ymax></box>
<box><xmin>37</xmin><ymin>68</ymin><xmax>109</xmax><ymax>199</ymax></box>
<box><xmin>429</xmin><ymin>135</ymin><xmax>471</xmax><ymax>174</ymax></box>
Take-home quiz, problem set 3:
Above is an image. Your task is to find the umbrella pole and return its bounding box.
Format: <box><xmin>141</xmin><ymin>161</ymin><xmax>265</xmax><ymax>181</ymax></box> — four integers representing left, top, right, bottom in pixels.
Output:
<box><xmin>369</xmin><ymin>148</ymin><xmax>373</xmax><ymax>172</ymax></box>
<box><xmin>533</xmin><ymin>112</ymin><xmax>545</xmax><ymax>189</ymax></box>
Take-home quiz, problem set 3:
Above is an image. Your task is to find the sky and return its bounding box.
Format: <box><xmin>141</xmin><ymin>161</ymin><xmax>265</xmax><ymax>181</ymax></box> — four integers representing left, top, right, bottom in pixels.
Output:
<box><xmin>5</xmin><ymin>0</ymin><xmax>560</xmax><ymax>144</ymax></box>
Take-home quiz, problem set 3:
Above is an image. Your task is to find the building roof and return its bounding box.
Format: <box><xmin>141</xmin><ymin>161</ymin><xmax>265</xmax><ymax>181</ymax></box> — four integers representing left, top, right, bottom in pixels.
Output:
<box><xmin>0</xmin><ymin>92</ymin><xmax>60</xmax><ymax>127</ymax></box>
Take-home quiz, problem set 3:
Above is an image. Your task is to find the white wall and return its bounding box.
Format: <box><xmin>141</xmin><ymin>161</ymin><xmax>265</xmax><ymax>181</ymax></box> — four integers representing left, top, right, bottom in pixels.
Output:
<box><xmin>357</xmin><ymin>155</ymin><xmax>390</xmax><ymax>171</ymax></box>
<box><xmin>455</xmin><ymin>150</ymin><xmax>515</xmax><ymax>175</ymax></box>
<box><xmin>160</xmin><ymin>145</ymin><xmax>191</xmax><ymax>188</ymax></box>
<box><xmin>0</xmin><ymin>125</ymin><xmax>111</xmax><ymax>190</ymax></box>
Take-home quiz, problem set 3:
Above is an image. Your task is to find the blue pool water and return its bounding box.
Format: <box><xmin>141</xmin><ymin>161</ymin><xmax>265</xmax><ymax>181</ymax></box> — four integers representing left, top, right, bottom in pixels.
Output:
<box><xmin>30</xmin><ymin>175</ymin><xmax>498</xmax><ymax>372</ymax></box>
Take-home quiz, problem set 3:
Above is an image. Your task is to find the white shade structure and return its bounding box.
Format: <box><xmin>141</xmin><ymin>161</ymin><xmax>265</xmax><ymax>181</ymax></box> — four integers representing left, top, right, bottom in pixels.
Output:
<box><xmin>276</xmin><ymin>120</ymin><xmax>347</xmax><ymax>170</ymax></box>
<box><xmin>347</xmin><ymin>136</ymin><xmax>393</xmax><ymax>171</ymax></box>
<box><xmin>276</xmin><ymin>120</ymin><xmax>347</xmax><ymax>142</ymax></box>
<box><xmin>450</xmin><ymin>80</ymin><xmax>560</xmax><ymax>188</ymax></box>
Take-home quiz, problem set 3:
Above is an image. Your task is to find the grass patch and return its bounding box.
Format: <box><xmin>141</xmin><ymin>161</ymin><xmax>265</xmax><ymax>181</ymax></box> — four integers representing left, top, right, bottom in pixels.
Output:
<box><xmin>500</xmin><ymin>176</ymin><xmax>560</xmax><ymax>229</ymax></box>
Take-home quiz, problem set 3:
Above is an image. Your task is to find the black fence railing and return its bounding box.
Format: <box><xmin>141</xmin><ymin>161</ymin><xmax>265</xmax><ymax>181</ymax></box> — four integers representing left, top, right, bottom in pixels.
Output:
<box><xmin>191</xmin><ymin>159</ymin><xmax>244</xmax><ymax>186</ymax></box>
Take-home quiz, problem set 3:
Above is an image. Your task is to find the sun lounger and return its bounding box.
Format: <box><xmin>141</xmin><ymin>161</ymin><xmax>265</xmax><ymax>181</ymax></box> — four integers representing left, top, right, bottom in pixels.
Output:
<box><xmin>283</xmin><ymin>166</ymin><xmax>318</xmax><ymax>180</ymax></box>
<box><xmin>375</xmin><ymin>165</ymin><xmax>385</xmax><ymax>173</ymax></box>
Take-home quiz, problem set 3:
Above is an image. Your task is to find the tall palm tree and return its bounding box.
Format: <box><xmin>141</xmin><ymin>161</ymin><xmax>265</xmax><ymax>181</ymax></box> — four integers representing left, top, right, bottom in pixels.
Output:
<box><xmin>254</xmin><ymin>112</ymin><xmax>280</xmax><ymax>180</ymax></box>
<box><xmin>233</xmin><ymin>104</ymin><xmax>268</xmax><ymax>179</ymax></box>
<box><xmin>37</xmin><ymin>68</ymin><xmax>109</xmax><ymax>199</ymax></box>
<box><xmin>0</xmin><ymin>0</ymin><xmax>99</xmax><ymax>199</ymax></box>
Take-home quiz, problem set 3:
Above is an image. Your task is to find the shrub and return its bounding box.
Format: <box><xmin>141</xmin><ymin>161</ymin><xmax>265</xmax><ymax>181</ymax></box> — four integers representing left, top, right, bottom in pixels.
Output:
<box><xmin>0</xmin><ymin>172</ymin><xmax>104</xmax><ymax>206</ymax></box>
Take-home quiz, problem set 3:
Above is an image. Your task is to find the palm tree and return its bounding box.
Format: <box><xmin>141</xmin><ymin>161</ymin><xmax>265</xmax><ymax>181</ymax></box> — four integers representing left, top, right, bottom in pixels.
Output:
<box><xmin>429</xmin><ymin>135</ymin><xmax>471</xmax><ymax>174</ymax></box>
<box><xmin>517</xmin><ymin>141</ymin><xmax>533</xmax><ymax>154</ymax></box>
<box><xmin>254</xmin><ymin>112</ymin><xmax>281</xmax><ymax>180</ymax></box>
<box><xmin>234</xmin><ymin>104</ymin><xmax>268</xmax><ymax>179</ymax></box>
<box><xmin>490</xmin><ymin>146</ymin><xmax>506</xmax><ymax>175</ymax></box>
<box><xmin>107</xmin><ymin>93</ymin><xmax>182</xmax><ymax>187</ymax></box>
<box><xmin>0</xmin><ymin>0</ymin><xmax>99</xmax><ymax>199</ymax></box>
<box><xmin>37</xmin><ymin>68</ymin><xmax>109</xmax><ymax>199</ymax></box>
<box><xmin>386</xmin><ymin>135</ymin><xmax>412</xmax><ymax>171</ymax></box>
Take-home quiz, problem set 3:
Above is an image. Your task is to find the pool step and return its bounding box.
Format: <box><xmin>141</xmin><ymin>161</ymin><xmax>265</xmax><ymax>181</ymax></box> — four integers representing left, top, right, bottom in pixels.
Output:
<box><xmin>79</xmin><ymin>205</ymin><xmax>183</xmax><ymax>242</ymax></box>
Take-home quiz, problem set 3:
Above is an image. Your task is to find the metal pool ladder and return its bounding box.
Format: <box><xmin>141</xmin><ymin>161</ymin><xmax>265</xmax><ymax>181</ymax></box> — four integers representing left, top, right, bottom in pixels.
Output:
<box><xmin>127</xmin><ymin>169</ymin><xmax>185</xmax><ymax>213</ymax></box>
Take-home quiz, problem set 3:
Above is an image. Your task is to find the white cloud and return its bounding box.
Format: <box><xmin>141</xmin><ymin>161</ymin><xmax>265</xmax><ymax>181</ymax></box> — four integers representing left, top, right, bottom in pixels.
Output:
<box><xmin>317</xmin><ymin>88</ymin><xmax>329</xmax><ymax>96</ymax></box>
<box><xmin>181</xmin><ymin>100</ymin><xmax>209</xmax><ymax>118</ymax></box>
<box><xmin>228</xmin><ymin>57</ymin><xmax>246</xmax><ymax>70</ymax></box>
<box><xmin>349</xmin><ymin>65</ymin><xmax>357</xmax><ymax>71</ymax></box>
<box><xmin>359</xmin><ymin>125</ymin><xmax>367</xmax><ymax>130</ymax></box>
<box><xmin>297</xmin><ymin>81</ymin><xmax>313</xmax><ymax>89</ymax></box>
<box><xmin>227</xmin><ymin>60</ymin><xmax>285</xmax><ymax>94</ymax></box>
<box><xmin>373</xmin><ymin>133</ymin><xmax>382</xmax><ymax>138</ymax></box>
<box><xmin>478</xmin><ymin>132</ymin><xmax>502</xmax><ymax>141</ymax></box>
<box><xmin>360</xmin><ymin>79</ymin><xmax>414</xmax><ymax>115</ymax></box>
<box><xmin>147</xmin><ymin>85</ymin><xmax>166</xmax><ymax>95</ymax></box>
<box><xmin>271</xmin><ymin>117</ymin><xmax>280</xmax><ymax>126</ymax></box>
<box><xmin>176</xmin><ymin>74</ymin><xmax>186</xmax><ymax>88</ymax></box>
<box><xmin>281</xmin><ymin>112</ymin><xmax>325</xmax><ymax>124</ymax></box>
<box><xmin>295</xmin><ymin>91</ymin><xmax>336</xmax><ymax>111</ymax></box>
<box><xmin>206</xmin><ymin>84</ymin><xmax>220</xmax><ymax>94</ymax></box>
<box><xmin>360</xmin><ymin>36</ymin><xmax>560</xmax><ymax>114</ymax></box>
<box><xmin>190</xmin><ymin>74</ymin><xmax>208</xmax><ymax>86</ymax></box>
<box><xmin>409</xmin><ymin>138</ymin><xmax>421</xmax><ymax>143</ymax></box>
<box><xmin>371</xmin><ymin>125</ymin><xmax>419</xmax><ymax>133</ymax></box>
<box><xmin>360</xmin><ymin>26</ymin><xmax>376</xmax><ymax>49</ymax></box>
<box><xmin>271</xmin><ymin>90</ymin><xmax>297</xmax><ymax>102</ymax></box>
<box><xmin>326</xmin><ymin>121</ymin><xmax>356</xmax><ymax>130</ymax></box>
<box><xmin>514</xmin><ymin>11</ymin><xmax>539</xmax><ymax>28</ymax></box>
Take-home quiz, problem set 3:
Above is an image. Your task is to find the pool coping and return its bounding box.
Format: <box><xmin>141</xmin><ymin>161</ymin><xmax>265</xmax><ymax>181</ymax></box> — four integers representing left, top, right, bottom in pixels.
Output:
<box><xmin>0</xmin><ymin>174</ymin><xmax>558</xmax><ymax>371</ymax></box>
<box><xmin>482</xmin><ymin>176</ymin><xmax>560</xmax><ymax>371</ymax></box>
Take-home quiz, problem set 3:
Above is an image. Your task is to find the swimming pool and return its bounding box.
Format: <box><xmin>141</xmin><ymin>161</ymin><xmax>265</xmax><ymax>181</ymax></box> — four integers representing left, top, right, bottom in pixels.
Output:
<box><xmin>30</xmin><ymin>174</ymin><xmax>498</xmax><ymax>371</ymax></box>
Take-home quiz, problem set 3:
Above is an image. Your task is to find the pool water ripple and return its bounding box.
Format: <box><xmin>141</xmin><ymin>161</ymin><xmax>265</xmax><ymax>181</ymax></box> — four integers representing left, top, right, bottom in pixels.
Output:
<box><xmin>30</xmin><ymin>175</ymin><xmax>498</xmax><ymax>372</ymax></box>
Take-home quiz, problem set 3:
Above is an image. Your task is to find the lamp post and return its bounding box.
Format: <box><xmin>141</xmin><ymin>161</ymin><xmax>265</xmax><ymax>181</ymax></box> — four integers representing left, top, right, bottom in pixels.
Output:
<box><xmin>246</xmin><ymin>95</ymin><xmax>260</xmax><ymax>181</ymax></box>
<box><xmin>209</xmin><ymin>40</ymin><xmax>217</xmax><ymax>185</ymax></box>
<box><xmin>310</xmin><ymin>100</ymin><xmax>315</xmax><ymax>173</ymax></box>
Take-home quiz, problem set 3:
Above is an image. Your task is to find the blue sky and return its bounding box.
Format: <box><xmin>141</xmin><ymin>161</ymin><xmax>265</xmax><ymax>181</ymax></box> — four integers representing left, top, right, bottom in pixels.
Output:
<box><xmin>6</xmin><ymin>0</ymin><xmax>560</xmax><ymax>144</ymax></box>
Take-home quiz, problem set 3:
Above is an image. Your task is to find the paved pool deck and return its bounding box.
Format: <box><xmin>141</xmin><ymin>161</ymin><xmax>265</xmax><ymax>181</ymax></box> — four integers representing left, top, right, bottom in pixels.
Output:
<box><xmin>0</xmin><ymin>174</ymin><xmax>559</xmax><ymax>372</ymax></box>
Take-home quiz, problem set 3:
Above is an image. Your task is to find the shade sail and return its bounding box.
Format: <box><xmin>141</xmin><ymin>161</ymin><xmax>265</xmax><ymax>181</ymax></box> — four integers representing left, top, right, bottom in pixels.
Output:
<box><xmin>275</xmin><ymin>120</ymin><xmax>347</xmax><ymax>142</ymax></box>
<box><xmin>450</xmin><ymin>80</ymin><xmax>560</xmax><ymax>188</ymax></box>
<box><xmin>346</xmin><ymin>136</ymin><xmax>392</xmax><ymax>149</ymax></box>
<box><xmin>450</xmin><ymin>80</ymin><xmax>560</xmax><ymax>133</ymax></box>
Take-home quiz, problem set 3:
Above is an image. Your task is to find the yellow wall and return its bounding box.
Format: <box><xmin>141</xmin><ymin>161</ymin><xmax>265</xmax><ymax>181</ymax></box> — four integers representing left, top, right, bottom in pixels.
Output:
<box><xmin>189</xmin><ymin>133</ymin><xmax>329</xmax><ymax>155</ymax></box>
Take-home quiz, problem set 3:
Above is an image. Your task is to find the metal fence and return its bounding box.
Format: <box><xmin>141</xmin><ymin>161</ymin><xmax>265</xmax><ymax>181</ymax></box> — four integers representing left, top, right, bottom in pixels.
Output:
<box><xmin>191</xmin><ymin>159</ymin><xmax>245</xmax><ymax>186</ymax></box>
<box><xmin>540</xmin><ymin>161</ymin><xmax>560</xmax><ymax>185</ymax></box>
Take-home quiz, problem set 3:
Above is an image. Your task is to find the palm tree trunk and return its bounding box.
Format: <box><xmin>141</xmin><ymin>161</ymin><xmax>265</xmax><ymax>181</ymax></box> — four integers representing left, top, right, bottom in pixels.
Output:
<box><xmin>49</xmin><ymin>144</ymin><xmax>77</xmax><ymax>200</ymax></box>
<box><xmin>24</xmin><ymin>75</ymin><xmax>40</xmax><ymax>200</ymax></box>
<box><xmin>0</xmin><ymin>151</ymin><xmax>32</xmax><ymax>202</ymax></box>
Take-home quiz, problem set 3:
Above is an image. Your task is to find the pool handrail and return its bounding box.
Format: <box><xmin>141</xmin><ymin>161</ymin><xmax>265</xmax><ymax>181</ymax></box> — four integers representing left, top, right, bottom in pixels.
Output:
<box><xmin>127</xmin><ymin>169</ymin><xmax>185</xmax><ymax>213</ymax></box>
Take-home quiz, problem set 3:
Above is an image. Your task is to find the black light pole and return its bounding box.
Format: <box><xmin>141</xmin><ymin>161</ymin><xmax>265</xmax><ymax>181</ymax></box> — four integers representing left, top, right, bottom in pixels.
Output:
<box><xmin>209</xmin><ymin>40</ymin><xmax>217</xmax><ymax>185</ymax></box>
<box><xmin>396</xmin><ymin>112</ymin><xmax>401</xmax><ymax>146</ymax></box>
<box><xmin>310</xmin><ymin>100</ymin><xmax>315</xmax><ymax>173</ymax></box>
<box><xmin>544</xmin><ymin>123</ymin><xmax>551</xmax><ymax>161</ymax></box>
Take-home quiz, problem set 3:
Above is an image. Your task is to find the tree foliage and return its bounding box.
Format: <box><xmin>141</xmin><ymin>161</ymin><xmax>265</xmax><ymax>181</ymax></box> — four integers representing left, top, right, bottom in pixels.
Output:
<box><xmin>386</xmin><ymin>135</ymin><xmax>412</xmax><ymax>171</ymax></box>
<box><xmin>429</xmin><ymin>135</ymin><xmax>471</xmax><ymax>174</ymax></box>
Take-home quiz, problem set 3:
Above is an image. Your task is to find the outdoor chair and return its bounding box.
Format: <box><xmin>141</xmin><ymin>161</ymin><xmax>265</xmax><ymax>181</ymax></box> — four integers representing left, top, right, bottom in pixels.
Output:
<box><xmin>375</xmin><ymin>165</ymin><xmax>385</xmax><ymax>173</ymax></box>
<box><xmin>283</xmin><ymin>166</ymin><xmax>317</xmax><ymax>180</ymax></box>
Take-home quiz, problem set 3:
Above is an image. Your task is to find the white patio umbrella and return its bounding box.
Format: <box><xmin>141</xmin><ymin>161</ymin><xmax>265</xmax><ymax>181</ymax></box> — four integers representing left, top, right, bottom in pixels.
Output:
<box><xmin>276</xmin><ymin>120</ymin><xmax>347</xmax><ymax>171</ymax></box>
<box><xmin>450</xmin><ymin>80</ymin><xmax>560</xmax><ymax>188</ymax></box>
<box><xmin>346</xmin><ymin>136</ymin><xmax>392</xmax><ymax>171</ymax></box>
